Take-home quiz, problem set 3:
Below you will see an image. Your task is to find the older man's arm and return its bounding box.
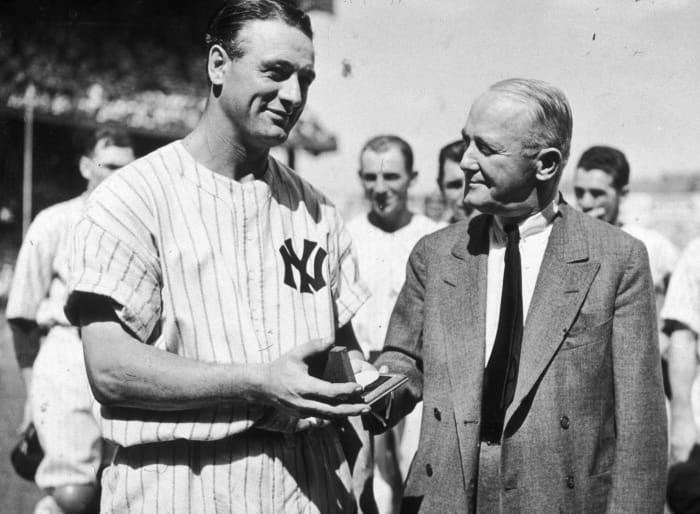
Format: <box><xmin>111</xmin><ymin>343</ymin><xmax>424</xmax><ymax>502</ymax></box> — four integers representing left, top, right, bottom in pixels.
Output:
<box><xmin>608</xmin><ymin>241</ymin><xmax>667</xmax><ymax>512</ymax></box>
<box><xmin>364</xmin><ymin>237</ymin><xmax>427</xmax><ymax>433</ymax></box>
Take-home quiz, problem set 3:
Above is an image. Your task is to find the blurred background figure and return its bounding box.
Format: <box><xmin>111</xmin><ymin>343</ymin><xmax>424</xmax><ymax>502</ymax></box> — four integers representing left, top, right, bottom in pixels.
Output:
<box><xmin>437</xmin><ymin>139</ymin><xmax>474</xmax><ymax>224</ymax></box>
<box><xmin>6</xmin><ymin>126</ymin><xmax>135</xmax><ymax>514</ymax></box>
<box><xmin>662</xmin><ymin>239</ymin><xmax>700</xmax><ymax>512</ymax></box>
<box><xmin>422</xmin><ymin>189</ymin><xmax>446</xmax><ymax>223</ymax></box>
<box><xmin>573</xmin><ymin>145</ymin><xmax>679</xmax><ymax>353</ymax></box>
<box><xmin>347</xmin><ymin>135</ymin><xmax>444</xmax><ymax>514</ymax></box>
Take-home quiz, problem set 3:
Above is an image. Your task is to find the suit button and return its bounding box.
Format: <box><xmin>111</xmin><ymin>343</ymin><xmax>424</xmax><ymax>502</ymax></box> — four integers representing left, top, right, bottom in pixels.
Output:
<box><xmin>425</xmin><ymin>464</ymin><xmax>433</xmax><ymax>477</ymax></box>
<box><xmin>560</xmin><ymin>415</ymin><xmax>570</xmax><ymax>429</ymax></box>
<box><xmin>566</xmin><ymin>475</ymin><xmax>575</xmax><ymax>489</ymax></box>
<box><xmin>434</xmin><ymin>408</ymin><xmax>441</xmax><ymax>421</ymax></box>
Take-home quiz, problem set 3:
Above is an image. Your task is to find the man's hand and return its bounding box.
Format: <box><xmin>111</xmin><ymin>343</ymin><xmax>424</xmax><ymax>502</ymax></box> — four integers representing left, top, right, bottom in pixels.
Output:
<box><xmin>256</xmin><ymin>340</ymin><xmax>370</xmax><ymax>420</ymax></box>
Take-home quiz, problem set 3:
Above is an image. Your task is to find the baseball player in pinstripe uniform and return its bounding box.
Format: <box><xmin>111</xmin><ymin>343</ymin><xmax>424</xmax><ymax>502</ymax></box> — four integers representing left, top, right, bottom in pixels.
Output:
<box><xmin>7</xmin><ymin>127</ymin><xmax>135</xmax><ymax>514</ymax></box>
<box><xmin>64</xmin><ymin>1</ymin><xmax>375</xmax><ymax>513</ymax></box>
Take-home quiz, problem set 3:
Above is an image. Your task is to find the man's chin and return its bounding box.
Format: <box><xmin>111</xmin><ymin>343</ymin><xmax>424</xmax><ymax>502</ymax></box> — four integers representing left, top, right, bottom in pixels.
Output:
<box><xmin>257</xmin><ymin>128</ymin><xmax>291</xmax><ymax>147</ymax></box>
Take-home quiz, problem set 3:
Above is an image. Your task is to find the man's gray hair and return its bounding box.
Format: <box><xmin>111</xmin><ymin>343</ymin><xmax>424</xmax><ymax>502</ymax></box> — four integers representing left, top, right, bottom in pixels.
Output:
<box><xmin>489</xmin><ymin>78</ymin><xmax>573</xmax><ymax>169</ymax></box>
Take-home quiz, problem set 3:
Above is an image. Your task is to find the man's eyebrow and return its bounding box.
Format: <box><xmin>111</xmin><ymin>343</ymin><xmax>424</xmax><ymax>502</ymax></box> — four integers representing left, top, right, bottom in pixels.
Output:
<box><xmin>262</xmin><ymin>59</ymin><xmax>316</xmax><ymax>80</ymax></box>
<box><xmin>474</xmin><ymin>135</ymin><xmax>503</xmax><ymax>151</ymax></box>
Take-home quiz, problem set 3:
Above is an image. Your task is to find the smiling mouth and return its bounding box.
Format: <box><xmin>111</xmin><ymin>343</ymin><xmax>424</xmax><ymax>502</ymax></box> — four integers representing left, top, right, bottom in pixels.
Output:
<box><xmin>268</xmin><ymin>110</ymin><xmax>292</xmax><ymax>124</ymax></box>
<box><xmin>374</xmin><ymin>195</ymin><xmax>389</xmax><ymax>211</ymax></box>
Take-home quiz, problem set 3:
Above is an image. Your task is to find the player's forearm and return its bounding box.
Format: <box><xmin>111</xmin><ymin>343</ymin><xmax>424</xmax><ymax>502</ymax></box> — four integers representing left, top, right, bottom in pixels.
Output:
<box><xmin>9</xmin><ymin>318</ymin><xmax>41</xmax><ymax>371</ymax></box>
<box><xmin>82</xmin><ymin>320</ymin><xmax>266</xmax><ymax>410</ymax></box>
<box><xmin>668</xmin><ymin>327</ymin><xmax>698</xmax><ymax>420</ymax></box>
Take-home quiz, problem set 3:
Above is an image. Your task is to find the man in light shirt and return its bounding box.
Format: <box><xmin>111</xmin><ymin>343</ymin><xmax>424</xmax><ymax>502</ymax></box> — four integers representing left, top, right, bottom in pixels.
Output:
<box><xmin>365</xmin><ymin>78</ymin><xmax>667</xmax><ymax>513</ymax></box>
<box><xmin>348</xmin><ymin>135</ymin><xmax>443</xmax><ymax>513</ymax></box>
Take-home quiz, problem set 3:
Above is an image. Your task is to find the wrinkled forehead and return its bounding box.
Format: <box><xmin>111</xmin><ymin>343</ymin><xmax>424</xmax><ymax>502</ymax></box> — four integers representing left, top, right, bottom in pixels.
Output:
<box><xmin>236</xmin><ymin>19</ymin><xmax>314</xmax><ymax>62</ymax></box>
<box><xmin>360</xmin><ymin>146</ymin><xmax>409</xmax><ymax>173</ymax></box>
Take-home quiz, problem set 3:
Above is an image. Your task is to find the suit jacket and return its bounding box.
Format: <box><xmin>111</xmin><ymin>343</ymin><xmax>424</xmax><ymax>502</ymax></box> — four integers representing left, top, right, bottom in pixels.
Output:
<box><xmin>370</xmin><ymin>203</ymin><xmax>667</xmax><ymax>513</ymax></box>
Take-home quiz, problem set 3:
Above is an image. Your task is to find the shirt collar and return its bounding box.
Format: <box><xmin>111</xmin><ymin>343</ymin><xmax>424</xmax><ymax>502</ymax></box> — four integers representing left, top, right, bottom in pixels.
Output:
<box><xmin>492</xmin><ymin>199</ymin><xmax>559</xmax><ymax>242</ymax></box>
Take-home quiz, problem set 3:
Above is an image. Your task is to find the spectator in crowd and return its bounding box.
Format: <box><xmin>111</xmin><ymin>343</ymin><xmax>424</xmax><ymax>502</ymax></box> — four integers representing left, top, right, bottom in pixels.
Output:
<box><xmin>365</xmin><ymin>78</ymin><xmax>667</xmax><ymax>512</ymax></box>
<box><xmin>6</xmin><ymin>126</ymin><xmax>135</xmax><ymax>514</ymax></box>
<box><xmin>437</xmin><ymin>139</ymin><xmax>474</xmax><ymax>224</ymax></box>
<box><xmin>573</xmin><ymin>145</ymin><xmax>679</xmax><ymax>355</ymax></box>
<box><xmin>347</xmin><ymin>135</ymin><xmax>443</xmax><ymax>513</ymax></box>
<box><xmin>63</xmin><ymin>1</ymin><xmax>374</xmax><ymax>513</ymax></box>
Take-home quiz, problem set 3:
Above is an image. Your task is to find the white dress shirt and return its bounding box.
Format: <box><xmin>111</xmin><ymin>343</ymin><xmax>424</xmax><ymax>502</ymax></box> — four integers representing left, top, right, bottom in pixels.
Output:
<box><xmin>485</xmin><ymin>201</ymin><xmax>559</xmax><ymax>364</ymax></box>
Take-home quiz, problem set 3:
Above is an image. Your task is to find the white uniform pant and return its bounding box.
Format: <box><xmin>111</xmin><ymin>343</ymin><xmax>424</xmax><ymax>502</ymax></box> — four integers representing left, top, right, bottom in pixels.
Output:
<box><xmin>31</xmin><ymin>326</ymin><xmax>101</xmax><ymax>490</ymax></box>
<box><xmin>374</xmin><ymin>402</ymin><xmax>422</xmax><ymax>514</ymax></box>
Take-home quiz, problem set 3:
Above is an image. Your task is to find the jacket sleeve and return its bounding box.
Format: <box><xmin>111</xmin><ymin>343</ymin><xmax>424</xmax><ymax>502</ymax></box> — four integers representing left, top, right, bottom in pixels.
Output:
<box><xmin>365</xmin><ymin>236</ymin><xmax>428</xmax><ymax>433</ymax></box>
<box><xmin>608</xmin><ymin>239</ymin><xmax>667</xmax><ymax>512</ymax></box>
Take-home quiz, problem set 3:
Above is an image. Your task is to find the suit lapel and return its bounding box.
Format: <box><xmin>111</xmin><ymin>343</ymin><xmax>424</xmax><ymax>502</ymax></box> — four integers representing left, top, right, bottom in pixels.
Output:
<box><xmin>441</xmin><ymin>216</ymin><xmax>489</xmax><ymax>424</ymax></box>
<box><xmin>506</xmin><ymin>205</ymin><xmax>600</xmax><ymax>423</ymax></box>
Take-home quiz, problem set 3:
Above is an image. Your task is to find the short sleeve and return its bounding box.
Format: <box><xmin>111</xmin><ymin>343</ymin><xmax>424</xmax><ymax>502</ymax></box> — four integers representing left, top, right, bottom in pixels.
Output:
<box><xmin>5</xmin><ymin>208</ymin><xmax>60</xmax><ymax>321</ymax></box>
<box><xmin>65</xmin><ymin>173</ymin><xmax>162</xmax><ymax>342</ymax></box>
<box><xmin>662</xmin><ymin>238</ymin><xmax>700</xmax><ymax>335</ymax></box>
<box><xmin>328</xmin><ymin>209</ymin><xmax>370</xmax><ymax>328</ymax></box>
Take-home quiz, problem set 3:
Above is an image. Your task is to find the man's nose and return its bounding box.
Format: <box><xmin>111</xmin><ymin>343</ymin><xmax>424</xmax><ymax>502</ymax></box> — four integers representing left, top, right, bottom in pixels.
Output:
<box><xmin>460</xmin><ymin>144</ymin><xmax>479</xmax><ymax>172</ymax></box>
<box><xmin>578</xmin><ymin>192</ymin><xmax>594</xmax><ymax>210</ymax></box>
<box><xmin>279</xmin><ymin>75</ymin><xmax>303</xmax><ymax>108</ymax></box>
<box><xmin>373</xmin><ymin>175</ymin><xmax>388</xmax><ymax>193</ymax></box>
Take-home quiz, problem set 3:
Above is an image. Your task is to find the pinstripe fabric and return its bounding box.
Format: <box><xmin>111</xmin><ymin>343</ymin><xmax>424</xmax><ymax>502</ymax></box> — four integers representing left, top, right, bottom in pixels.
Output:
<box><xmin>6</xmin><ymin>195</ymin><xmax>103</xmax><ymax>490</ymax></box>
<box><xmin>66</xmin><ymin>141</ymin><xmax>369</xmax><ymax>513</ymax></box>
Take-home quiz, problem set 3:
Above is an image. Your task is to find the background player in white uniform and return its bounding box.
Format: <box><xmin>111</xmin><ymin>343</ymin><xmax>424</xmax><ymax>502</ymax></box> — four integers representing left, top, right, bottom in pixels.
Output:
<box><xmin>573</xmin><ymin>145</ymin><xmax>678</xmax><ymax>352</ymax></box>
<box><xmin>64</xmin><ymin>2</ymin><xmax>374</xmax><ymax>513</ymax></box>
<box><xmin>6</xmin><ymin>127</ymin><xmax>135</xmax><ymax>514</ymax></box>
<box><xmin>348</xmin><ymin>135</ymin><xmax>443</xmax><ymax>514</ymax></box>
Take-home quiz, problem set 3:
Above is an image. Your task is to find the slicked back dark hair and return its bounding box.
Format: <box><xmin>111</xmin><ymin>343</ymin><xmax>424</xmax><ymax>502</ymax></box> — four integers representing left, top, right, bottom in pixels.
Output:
<box><xmin>359</xmin><ymin>135</ymin><xmax>414</xmax><ymax>174</ymax></box>
<box><xmin>437</xmin><ymin>139</ymin><xmax>466</xmax><ymax>191</ymax></box>
<box><xmin>205</xmin><ymin>0</ymin><xmax>313</xmax><ymax>61</ymax></box>
<box><xmin>576</xmin><ymin>145</ymin><xmax>630</xmax><ymax>190</ymax></box>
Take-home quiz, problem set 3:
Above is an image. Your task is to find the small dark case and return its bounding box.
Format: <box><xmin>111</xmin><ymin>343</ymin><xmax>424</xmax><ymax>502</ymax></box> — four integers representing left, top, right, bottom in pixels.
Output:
<box><xmin>10</xmin><ymin>423</ymin><xmax>44</xmax><ymax>481</ymax></box>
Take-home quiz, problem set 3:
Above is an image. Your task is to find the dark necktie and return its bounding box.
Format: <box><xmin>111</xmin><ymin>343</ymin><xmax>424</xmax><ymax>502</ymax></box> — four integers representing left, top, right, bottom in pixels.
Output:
<box><xmin>481</xmin><ymin>223</ymin><xmax>523</xmax><ymax>444</ymax></box>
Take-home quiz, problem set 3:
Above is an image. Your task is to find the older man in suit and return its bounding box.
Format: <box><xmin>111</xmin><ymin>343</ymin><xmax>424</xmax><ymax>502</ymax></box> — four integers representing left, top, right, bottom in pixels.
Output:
<box><xmin>365</xmin><ymin>78</ymin><xmax>667</xmax><ymax>513</ymax></box>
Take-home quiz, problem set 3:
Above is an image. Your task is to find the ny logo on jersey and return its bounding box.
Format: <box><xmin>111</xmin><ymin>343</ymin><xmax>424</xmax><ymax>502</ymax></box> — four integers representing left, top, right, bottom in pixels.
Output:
<box><xmin>279</xmin><ymin>238</ymin><xmax>327</xmax><ymax>293</ymax></box>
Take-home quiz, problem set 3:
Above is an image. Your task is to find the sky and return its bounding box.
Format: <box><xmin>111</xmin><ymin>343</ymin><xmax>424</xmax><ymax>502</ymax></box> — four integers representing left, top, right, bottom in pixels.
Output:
<box><xmin>283</xmin><ymin>0</ymin><xmax>700</xmax><ymax>204</ymax></box>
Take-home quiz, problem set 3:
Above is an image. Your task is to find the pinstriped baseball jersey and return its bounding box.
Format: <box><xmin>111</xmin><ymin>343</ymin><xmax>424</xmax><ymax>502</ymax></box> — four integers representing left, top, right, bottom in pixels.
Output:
<box><xmin>65</xmin><ymin>141</ymin><xmax>370</xmax><ymax>513</ymax></box>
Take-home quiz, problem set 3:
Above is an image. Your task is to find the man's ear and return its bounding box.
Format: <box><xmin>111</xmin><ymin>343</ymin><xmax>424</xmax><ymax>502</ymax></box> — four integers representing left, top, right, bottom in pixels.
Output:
<box><xmin>409</xmin><ymin>170</ymin><xmax>418</xmax><ymax>184</ymax></box>
<box><xmin>208</xmin><ymin>44</ymin><xmax>228</xmax><ymax>87</ymax></box>
<box><xmin>79</xmin><ymin>156</ymin><xmax>92</xmax><ymax>181</ymax></box>
<box><xmin>619</xmin><ymin>184</ymin><xmax>629</xmax><ymax>200</ymax></box>
<box><xmin>535</xmin><ymin>148</ymin><xmax>562</xmax><ymax>182</ymax></box>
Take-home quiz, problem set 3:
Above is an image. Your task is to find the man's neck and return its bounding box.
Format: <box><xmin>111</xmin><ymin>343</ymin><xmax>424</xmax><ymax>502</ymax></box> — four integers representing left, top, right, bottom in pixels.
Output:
<box><xmin>368</xmin><ymin>210</ymin><xmax>413</xmax><ymax>233</ymax></box>
<box><xmin>183</xmin><ymin>112</ymin><xmax>269</xmax><ymax>181</ymax></box>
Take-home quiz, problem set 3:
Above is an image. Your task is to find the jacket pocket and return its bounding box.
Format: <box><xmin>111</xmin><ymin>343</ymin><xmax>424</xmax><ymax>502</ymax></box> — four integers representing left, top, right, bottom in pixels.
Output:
<box><xmin>562</xmin><ymin>316</ymin><xmax>613</xmax><ymax>351</ymax></box>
